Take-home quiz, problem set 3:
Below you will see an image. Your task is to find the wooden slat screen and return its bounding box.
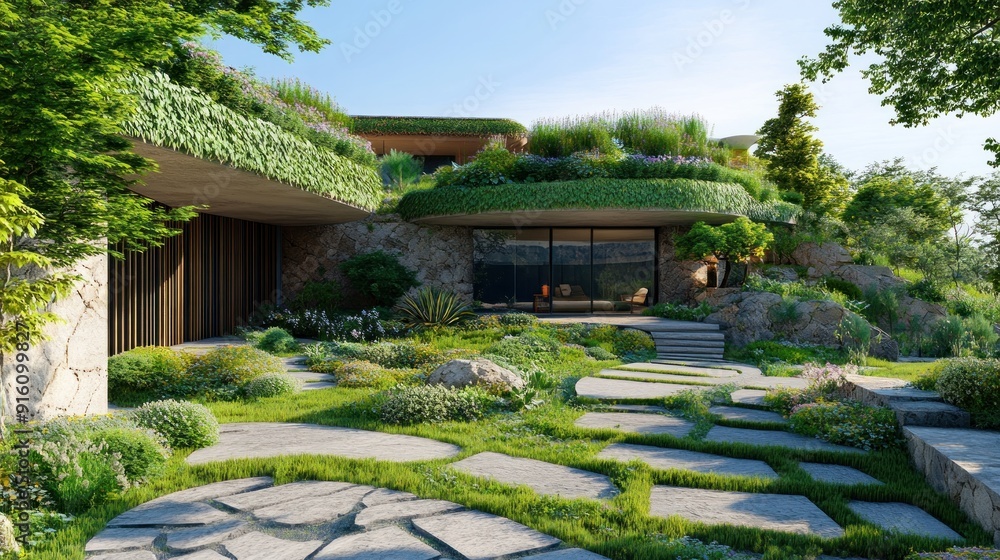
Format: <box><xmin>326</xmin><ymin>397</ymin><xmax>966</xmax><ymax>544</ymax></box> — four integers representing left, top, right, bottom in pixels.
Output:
<box><xmin>109</xmin><ymin>213</ymin><xmax>279</xmax><ymax>355</ymax></box>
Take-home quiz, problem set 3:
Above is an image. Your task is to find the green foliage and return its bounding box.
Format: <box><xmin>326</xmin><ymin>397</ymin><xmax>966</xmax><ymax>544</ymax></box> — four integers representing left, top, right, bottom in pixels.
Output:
<box><xmin>373</xmin><ymin>384</ymin><xmax>496</xmax><ymax>425</ymax></box>
<box><xmin>485</xmin><ymin>331</ymin><xmax>561</xmax><ymax>368</ymax></box>
<box><xmin>936</xmin><ymin>358</ymin><xmax>1000</xmax><ymax>428</ymax></box>
<box><xmin>400</xmin><ymin>177</ymin><xmax>797</xmax><ymax>224</ymax></box>
<box><xmin>270</xmin><ymin>77</ymin><xmax>352</xmax><ymax>130</ymax></box>
<box><xmin>310</xmin><ymin>340</ymin><xmax>441</xmax><ymax>370</ymax></box>
<box><xmin>610</xmin><ymin>328</ymin><xmax>655</xmax><ymax>356</ymax></box>
<box><xmin>745</xmin><ymin>276</ymin><xmax>834</xmax><ymax>302</ymax></box>
<box><xmin>497</xmin><ymin>312</ymin><xmax>538</xmax><ymax>327</ymax></box>
<box><xmin>800</xmin><ymin>2</ymin><xmax>1000</xmax><ymax>166</ymax></box>
<box><xmin>907</xmin><ymin>278</ymin><xmax>947</xmax><ymax>303</ymax></box>
<box><xmin>242</xmin><ymin>373</ymin><xmax>301</xmax><ymax>399</ymax></box>
<box><xmin>861</xmin><ymin>285</ymin><xmax>901</xmax><ymax>336</ymax></box>
<box><xmin>930</xmin><ymin>315</ymin><xmax>970</xmax><ymax>358</ymax></box>
<box><xmin>754</xmin><ymin>84</ymin><xmax>833</xmax><ymax>209</ymax></box>
<box><xmin>676</xmin><ymin>218</ymin><xmax>774</xmax><ymax>287</ymax></box>
<box><xmin>340</xmin><ymin>250</ymin><xmax>420</xmax><ymax>307</ymax></box>
<box><xmin>823</xmin><ymin>277</ymin><xmax>863</xmax><ymax>301</ymax></box>
<box><xmin>642</xmin><ymin>301</ymin><xmax>716</xmax><ymax>321</ymax></box>
<box><xmin>186</xmin><ymin>346</ymin><xmax>286</xmax><ymax>398</ymax></box>
<box><xmin>332</xmin><ymin>361</ymin><xmax>415</xmax><ymax>389</ymax></box>
<box><xmin>288</xmin><ymin>279</ymin><xmax>343</xmax><ymax>317</ymax></box>
<box><xmin>770</xmin><ymin>297</ymin><xmax>802</xmax><ymax>327</ymax></box>
<box><xmin>612</xmin><ymin>110</ymin><xmax>730</xmax><ymax>162</ymax></box>
<box><xmin>131</xmin><ymin>399</ymin><xmax>220</xmax><ymax>449</ymax></box>
<box><xmin>529</xmin><ymin>116</ymin><xmax>620</xmax><ymax>157</ymax></box>
<box><xmin>789</xmin><ymin>400</ymin><xmax>900</xmax><ymax>451</ymax></box>
<box><xmin>108</xmin><ymin>346</ymin><xmax>192</xmax><ymax>397</ymax></box>
<box><xmin>351</xmin><ymin>116</ymin><xmax>527</xmax><ymax>137</ymax></box>
<box><xmin>838</xmin><ymin>313</ymin><xmax>873</xmax><ymax>364</ymax></box>
<box><xmin>844</xmin><ymin>176</ymin><xmax>952</xmax><ymax>244</ymax></box>
<box><xmin>380</xmin><ymin>149</ymin><xmax>424</xmax><ymax>190</ymax></box>
<box><xmin>435</xmin><ymin>144</ymin><xmax>519</xmax><ymax>187</ymax></box>
<box><xmin>255</xmin><ymin>327</ymin><xmax>298</xmax><ymax>354</ymax></box>
<box><xmin>907</xmin><ymin>548</ymin><xmax>1000</xmax><ymax>559</ymax></box>
<box><xmin>395</xmin><ymin>287</ymin><xmax>476</xmax><ymax>330</ymax></box>
<box><xmin>123</xmin><ymin>72</ymin><xmax>383</xmax><ymax>210</ymax></box>
<box><xmin>727</xmin><ymin>341</ymin><xmax>847</xmax><ymax>370</ymax></box>
<box><xmin>584</xmin><ymin>346</ymin><xmax>617</xmax><ymax>360</ymax></box>
<box><xmin>764</xmin><ymin>362</ymin><xmax>854</xmax><ymax>416</ymax></box>
<box><xmin>89</xmin><ymin>428</ymin><xmax>169</xmax><ymax>484</ymax></box>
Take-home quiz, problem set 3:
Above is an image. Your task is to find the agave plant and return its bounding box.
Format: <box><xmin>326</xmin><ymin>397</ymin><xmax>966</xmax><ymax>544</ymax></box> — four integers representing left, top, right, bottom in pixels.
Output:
<box><xmin>395</xmin><ymin>287</ymin><xmax>476</xmax><ymax>330</ymax></box>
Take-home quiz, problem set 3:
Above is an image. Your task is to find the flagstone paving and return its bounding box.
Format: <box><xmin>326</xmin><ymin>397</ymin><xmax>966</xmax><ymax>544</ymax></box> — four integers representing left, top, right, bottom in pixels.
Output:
<box><xmin>649</xmin><ymin>486</ymin><xmax>845</xmax><ymax>538</ymax></box>
<box><xmin>449</xmin><ymin>452</ymin><xmax>619</xmax><ymax>500</ymax></box>
<box><xmin>84</xmin><ymin>478</ymin><xmax>608</xmax><ymax>560</ymax></box>
<box><xmin>709</xmin><ymin>405</ymin><xmax>788</xmax><ymax>424</ymax></box>
<box><xmin>597</xmin><ymin>443</ymin><xmax>778</xmax><ymax>479</ymax></box>
<box><xmin>848</xmin><ymin>501</ymin><xmax>963</xmax><ymax>540</ymax></box>
<box><xmin>575</xmin><ymin>376</ymin><xmax>695</xmax><ymax>399</ymax></box>
<box><xmin>800</xmin><ymin>463</ymin><xmax>883</xmax><ymax>486</ymax></box>
<box><xmin>595</xmin><ymin>369</ymin><xmax>732</xmax><ymax>386</ymax></box>
<box><xmin>185</xmin><ymin>422</ymin><xmax>461</xmax><ymax>465</ymax></box>
<box><xmin>574</xmin><ymin>412</ymin><xmax>694</xmax><ymax>437</ymax></box>
<box><xmin>705</xmin><ymin>426</ymin><xmax>866</xmax><ymax>454</ymax></box>
<box><xmin>615</xmin><ymin>363</ymin><xmax>740</xmax><ymax>378</ymax></box>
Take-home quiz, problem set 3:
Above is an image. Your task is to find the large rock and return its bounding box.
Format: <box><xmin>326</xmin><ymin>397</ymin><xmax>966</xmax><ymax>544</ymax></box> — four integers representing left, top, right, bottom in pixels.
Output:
<box><xmin>836</xmin><ymin>264</ymin><xmax>906</xmax><ymax>292</ymax></box>
<box><xmin>428</xmin><ymin>359</ymin><xmax>524</xmax><ymax>392</ymax></box>
<box><xmin>791</xmin><ymin>242</ymin><xmax>853</xmax><ymax>278</ymax></box>
<box><xmin>897</xmin><ymin>296</ymin><xmax>949</xmax><ymax>333</ymax></box>
<box><xmin>0</xmin><ymin>513</ymin><xmax>19</xmax><ymax>554</ymax></box>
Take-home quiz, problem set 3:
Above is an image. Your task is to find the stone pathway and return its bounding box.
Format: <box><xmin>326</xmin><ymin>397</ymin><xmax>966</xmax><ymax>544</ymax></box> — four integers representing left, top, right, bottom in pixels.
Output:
<box><xmin>575</xmin><ymin>376</ymin><xmax>695</xmax><ymax>400</ymax></box>
<box><xmin>574</xmin><ymin>412</ymin><xmax>694</xmax><ymax>437</ymax></box>
<box><xmin>649</xmin><ymin>486</ymin><xmax>845</xmax><ymax>538</ymax></box>
<box><xmin>848</xmin><ymin>501</ymin><xmax>962</xmax><ymax>540</ymax></box>
<box><xmin>709</xmin><ymin>406</ymin><xmax>787</xmax><ymax>425</ymax></box>
<box><xmin>449</xmin><ymin>452</ymin><xmax>619</xmax><ymax>500</ymax></box>
<box><xmin>800</xmin><ymin>463</ymin><xmax>883</xmax><ymax>486</ymax></box>
<box><xmin>186</xmin><ymin>423</ymin><xmax>461</xmax><ymax>465</ymax></box>
<box><xmin>705</xmin><ymin>426</ymin><xmax>865</xmax><ymax>454</ymax></box>
<box><xmin>598</xmin><ymin>443</ymin><xmax>778</xmax><ymax>479</ymax></box>
<box><xmin>86</xmin><ymin>478</ymin><xmax>608</xmax><ymax>560</ymax></box>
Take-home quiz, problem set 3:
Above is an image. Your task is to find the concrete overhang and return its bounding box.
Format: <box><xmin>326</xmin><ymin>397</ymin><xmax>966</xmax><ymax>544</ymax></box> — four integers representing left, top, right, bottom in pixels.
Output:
<box><xmin>129</xmin><ymin>140</ymin><xmax>371</xmax><ymax>226</ymax></box>
<box><xmin>716</xmin><ymin>135</ymin><xmax>760</xmax><ymax>151</ymax></box>
<box><xmin>411</xmin><ymin>209</ymin><xmax>744</xmax><ymax>227</ymax></box>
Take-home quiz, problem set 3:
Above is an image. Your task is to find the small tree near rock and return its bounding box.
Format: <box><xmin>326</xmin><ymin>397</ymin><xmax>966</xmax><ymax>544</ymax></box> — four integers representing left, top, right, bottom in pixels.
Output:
<box><xmin>676</xmin><ymin>217</ymin><xmax>773</xmax><ymax>288</ymax></box>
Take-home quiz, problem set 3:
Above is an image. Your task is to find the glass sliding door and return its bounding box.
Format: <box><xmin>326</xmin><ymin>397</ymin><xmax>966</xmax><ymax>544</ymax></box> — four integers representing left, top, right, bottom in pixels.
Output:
<box><xmin>513</xmin><ymin>229</ymin><xmax>550</xmax><ymax>312</ymax></box>
<box><xmin>593</xmin><ymin>229</ymin><xmax>656</xmax><ymax>313</ymax></box>
<box><xmin>552</xmin><ymin>229</ymin><xmax>592</xmax><ymax>313</ymax></box>
<box><xmin>473</xmin><ymin>229</ymin><xmax>516</xmax><ymax>308</ymax></box>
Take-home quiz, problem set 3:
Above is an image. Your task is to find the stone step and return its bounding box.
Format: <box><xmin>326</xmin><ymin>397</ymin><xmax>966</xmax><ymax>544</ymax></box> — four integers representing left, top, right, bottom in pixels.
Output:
<box><xmin>889</xmin><ymin>401</ymin><xmax>970</xmax><ymax>428</ymax></box>
<box><xmin>638</xmin><ymin>323</ymin><xmax>720</xmax><ymax>333</ymax></box>
<box><xmin>654</xmin><ymin>339</ymin><xmax>726</xmax><ymax>348</ymax></box>
<box><xmin>650</xmin><ymin>331</ymin><xmax>726</xmax><ymax>341</ymax></box>
<box><xmin>656</xmin><ymin>344</ymin><xmax>725</xmax><ymax>353</ymax></box>
<box><xmin>657</xmin><ymin>353</ymin><xmax>725</xmax><ymax>362</ymax></box>
<box><xmin>841</xmin><ymin>375</ymin><xmax>967</xmax><ymax>428</ymax></box>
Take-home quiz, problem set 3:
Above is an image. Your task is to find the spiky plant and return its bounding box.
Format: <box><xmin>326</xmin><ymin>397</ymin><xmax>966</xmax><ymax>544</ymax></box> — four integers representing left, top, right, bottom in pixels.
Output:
<box><xmin>395</xmin><ymin>287</ymin><xmax>476</xmax><ymax>330</ymax></box>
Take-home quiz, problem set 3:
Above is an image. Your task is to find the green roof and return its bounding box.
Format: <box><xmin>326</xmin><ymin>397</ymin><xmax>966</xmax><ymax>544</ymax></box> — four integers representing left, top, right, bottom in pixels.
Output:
<box><xmin>122</xmin><ymin>72</ymin><xmax>383</xmax><ymax>211</ymax></box>
<box><xmin>350</xmin><ymin>115</ymin><xmax>527</xmax><ymax>137</ymax></box>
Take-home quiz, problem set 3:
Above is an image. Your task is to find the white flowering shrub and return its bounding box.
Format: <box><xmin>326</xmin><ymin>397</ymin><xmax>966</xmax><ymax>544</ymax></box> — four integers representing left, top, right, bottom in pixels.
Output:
<box><xmin>132</xmin><ymin>400</ymin><xmax>220</xmax><ymax>449</ymax></box>
<box><xmin>374</xmin><ymin>385</ymin><xmax>497</xmax><ymax>425</ymax></box>
<box><xmin>185</xmin><ymin>345</ymin><xmax>285</xmax><ymax>399</ymax></box>
<box><xmin>242</xmin><ymin>373</ymin><xmax>301</xmax><ymax>399</ymax></box>
<box><xmin>936</xmin><ymin>358</ymin><xmax>1000</xmax><ymax>428</ymax></box>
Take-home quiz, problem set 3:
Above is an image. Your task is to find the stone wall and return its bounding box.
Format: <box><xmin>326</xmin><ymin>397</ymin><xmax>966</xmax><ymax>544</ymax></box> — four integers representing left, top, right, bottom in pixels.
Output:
<box><xmin>657</xmin><ymin>226</ymin><xmax>710</xmax><ymax>303</ymax></box>
<box><xmin>282</xmin><ymin>214</ymin><xmax>475</xmax><ymax>304</ymax></box>
<box><xmin>2</xmin><ymin>254</ymin><xmax>108</xmax><ymax>421</ymax></box>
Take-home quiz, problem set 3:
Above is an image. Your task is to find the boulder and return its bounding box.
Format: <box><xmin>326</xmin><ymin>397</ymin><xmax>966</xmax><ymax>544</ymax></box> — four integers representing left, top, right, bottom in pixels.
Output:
<box><xmin>763</xmin><ymin>266</ymin><xmax>801</xmax><ymax>282</ymax></box>
<box><xmin>836</xmin><ymin>264</ymin><xmax>907</xmax><ymax>292</ymax></box>
<box><xmin>0</xmin><ymin>513</ymin><xmax>19</xmax><ymax>554</ymax></box>
<box><xmin>898</xmin><ymin>296</ymin><xmax>949</xmax><ymax>333</ymax></box>
<box><xmin>428</xmin><ymin>359</ymin><xmax>524</xmax><ymax>392</ymax></box>
<box><xmin>704</xmin><ymin>292</ymin><xmax>782</xmax><ymax>347</ymax></box>
<box><xmin>791</xmin><ymin>242</ymin><xmax>853</xmax><ymax>278</ymax></box>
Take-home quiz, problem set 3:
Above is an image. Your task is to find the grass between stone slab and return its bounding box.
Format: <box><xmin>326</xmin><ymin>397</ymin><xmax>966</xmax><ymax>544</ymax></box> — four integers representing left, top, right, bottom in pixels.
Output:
<box><xmin>613</xmin><ymin>366</ymin><xmax>715</xmax><ymax>378</ymax></box>
<box><xmin>37</xmin><ymin>331</ymin><xmax>989</xmax><ymax>560</ymax></box>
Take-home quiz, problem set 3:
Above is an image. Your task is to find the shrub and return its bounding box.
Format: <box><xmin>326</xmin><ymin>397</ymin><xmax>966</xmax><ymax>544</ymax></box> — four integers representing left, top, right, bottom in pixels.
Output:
<box><xmin>822</xmin><ymin>277</ymin><xmax>862</xmax><ymax>300</ymax></box>
<box><xmin>186</xmin><ymin>345</ymin><xmax>286</xmax><ymax>398</ymax></box>
<box><xmin>789</xmin><ymin>400</ymin><xmax>900</xmax><ymax>451</ymax></box>
<box><xmin>907</xmin><ymin>278</ymin><xmax>946</xmax><ymax>303</ymax></box>
<box><xmin>437</xmin><ymin>144</ymin><xmax>518</xmax><ymax>187</ymax></box>
<box><xmin>263</xmin><ymin>308</ymin><xmax>402</xmax><ymax>342</ymax></box>
<box><xmin>529</xmin><ymin>116</ymin><xmax>619</xmax><ymax>158</ymax></box>
<box><xmin>375</xmin><ymin>384</ymin><xmax>496</xmax><ymax>425</ymax></box>
<box><xmin>936</xmin><ymin>358</ymin><xmax>1000</xmax><ymax>428</ymax></box>
<box><xmin>242</xmin><ymin>373</ymin><xmax>301</xmax><ymax>399</ymax></box>
<box><xmin>340</xmin><ymin>251</ymin><xmax>420</xmax><ymax>307</ymax></box>
<box><xmin>395</xmin><ymin>287</ymin><xmax>476</xmax><ymax>330</ymax></box>
<box><xmin>965</xmin><ymin>313</ymin><xmax>998</xmax><ymax>356</ymax></box>
<box><xmin>485</xmin><ymin>331</ymin><xmax>561</xmax><ymax>367</ymax></box>
<box><xmin>585</xmin><ymin>346</ymin><xmax>617</xmax><ymax>360</ymax></box>
<box><xmin>255</xmin><ymin>327</ymin><xmax>298</xmax><ymax>354</ymax></box>
<box><xmin>380</xmin><ymin>149</ymin><xmax>423</xmax><ymax>190</ymax></box>
<box><xmin>837</xmin><ymin>313</ymin><xmax>872</xmax><ymax>364</ymax></box>
<box><xmin>314</xmin><ymin>340</ymin><xmax>441</xmax><ymax>369</ymax></box>
<box><xmin>288</xmin><ymin>279</ymin><xmax>343</xmax><ymax>317</ymax></box>
<box><xmin>611</xmin><ymin>328</ymin><xmax>655</xmax><ymax>356</ymax></box>
<box><xmin>497</xmin><ymin>312</ymin><xmax>538</xmax><ymax>327</ymax></box>
<box><xmin>727</xmin><ymin>341</ymin><xmax>845</xmax><ymax>367</ymax></box>
<box><xmin>332</xmin><ymin>361</ymin><xmax>416</xmax><ymax>389</ymax></box>
<box><xmin>132</xmin><ymin>399</ymin><xmax>220</xmax><ymax>449</ymax></box>
<box><xmin>90</xmin><ymin>427</ymin><xmax>169</xmax><ymax>484</ymax></box>
<box><xmin>764</xmin><ymin>362</ymin><xmax>855</xmax><ymax>415</ymax></box>
<box><xmin>108</xmin><ymin>346</ymin><xmax>191</xmax><ymax>397</ymax></box>
<box><xmin>643</xmin><ymin>301</ymin><xmax>715</xmax><ymax>321</ymax></box>
<box><xmin>930</xmin><ymin>315</ymin><xmax>967</xmax><ymax>357</ymax></box>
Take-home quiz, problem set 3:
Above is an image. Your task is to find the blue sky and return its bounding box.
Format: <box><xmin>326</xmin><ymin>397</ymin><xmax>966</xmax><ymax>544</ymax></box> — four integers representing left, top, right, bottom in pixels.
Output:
<box><xmin>207</xmin><ymin>0</ymin><xmax>1000</xmax><ymax>178</ymax></box>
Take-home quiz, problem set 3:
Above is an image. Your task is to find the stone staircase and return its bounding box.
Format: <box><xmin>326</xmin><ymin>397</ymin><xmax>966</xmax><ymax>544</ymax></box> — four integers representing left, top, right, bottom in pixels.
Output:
<box><xmin>842</xmin><ymin>375</ymin><xmax>970</xmax><ymax>428</ymax></box>
<box><xmin>645</xmin><ymin>322</ymin><xmax>726</xmax><ymax>362</ymax></box>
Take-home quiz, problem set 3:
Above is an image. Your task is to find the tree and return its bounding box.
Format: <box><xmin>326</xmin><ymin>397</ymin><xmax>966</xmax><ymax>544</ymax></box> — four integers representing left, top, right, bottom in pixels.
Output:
<box><xmin>0</xmin><ymin>0</ymin><xmax>327</xmax><ymax>348</ymax></box>
<box><xmin>799</xmin><ymin>2</ymin><xmax>1000</xmax><ymax>166</ymax></box>
<box><xmin>971</xmin><ymin>173</ymin><xmax>1000</xmax><ymax>290</ymax></box>
<box><xmin>754</xmin><ymin>84</ymin><xmax>834</xmax><ymax>210</ymax></box>
<box><xmin>675</xmin><ymin>217</ymin><xmax>774</xmax><ymax>288</ymax></box>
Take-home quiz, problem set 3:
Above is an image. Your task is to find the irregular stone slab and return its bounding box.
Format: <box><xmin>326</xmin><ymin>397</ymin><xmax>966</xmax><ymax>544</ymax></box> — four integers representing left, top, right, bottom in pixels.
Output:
<box><xmin>524</xmin><ymin>549</ymin><xmax>610</xmax><ymax>560</ymax></box>
<box><xmin>889</xmin><ymin>400</ymin><xmax>970</xmax><ymax>428</ymax></box>
<box><xmin>85</xmin><ymin>528</ymin><xmax>161</xmax><ymax>552</ymax></box>
<box><xmin>575</xmin><ymin>377</ymin><xmax>696</xmax><ymax>400</ymax></box>
<box><xmin>223</xmin><ymin>531</ymin><xmax>323</xmax><ymax>560</ymax></box>
<box><xmin>313</xmin><ymin>525</ymin><xmax>440</xmax><ymax>560</ymax></box>
<box><xmin>413</xmin><ymin>511</ymin><xmax>560</xmax><ymax>560</ymax></box>
<box><xmin>705</xmin><ymin>426</ymin><xmax>865</xmax><ymax>454</ymax></box>
<box><xmin>363</xmin><ymin>488</ymin><xmax>418</xmax><ymax>507</ymax></box>
<box><xmin>730</xmin><ymin>389</ymin><xmax>767</xmax><ymax>405</ymax></box>
<box><xmin>449</xmin><ymin>452</ymin><xmax>618</xmax><ymax>500</ymax></box>
<box><xmin>150</xmin><ymin>477</ymin><xmax>273</xmax><ymax>505</ymax></box>
<box><xmin>575</xmin><ymin>412</ymin><xmax>694</xmax><ymax>437</ymax></box>
<box><xmin>107</xmin><ymin>501</ymin><xmax>230</xmax><ymax>528</ymax></box>
<box><xmin>175</xmin><ymin>551</ymin><xmax>231</xmax><ymax>560</ymax></box>
<box><xmin>597</xmin><ymin>369</ymin><xmax>725</xmax><ymax>386</ymax></box>
<box><xmin>617</xmin><ymin>363</ymin><xmax>738</xmax><ymax>378</ymax></box>
<box><xmin>217</xmin><ymin>481</ymin><xmax>356</xmax><ymax>512</ymax></box>
<box><xmin>848</xmin><ymin>501</ymin><xmax>962</xmax><ymax>540</ymax></box>
<box><xmin>607</xmin><ymin>404</ymin><xmax>669</xmax><ymax>414</ymax></box>
<box><xmin>649</xmin><ymin>486</ymin><xmax>844</xmax><ymax>538</ymax></box>
<box><xmin>598</xmin><ymin>443</ymin><xmax>778</xmax><ymax>479</ymax></box>
<box><xmin>252</xmin><ymin>485</ymin><xmax>373</xmax><ymax>525</ymax></box>
<box><xmin>187</xmin><ymin>423</ymin><xmax>461</xmax><ymax>465</ymax></box>
<box><xmin>744</xmin><ymin>376</ymin><xmax>810</xmax><ymax>390</ymax></box>
<box><xmin>800</xmin><ymin>463</ymin><xmax>883</xmax><ymax>486</ymax></box>
<box><xmin>709</xmin><ymin>406</ymin><xmax>787</xmax><ymax>424</ymax></box>
<box><xmin>89</xmin><ymin>551</ymin><xmax>158</xmax><ymax>560</ymax></box>
<box><xmin>355</xmin><ymin>499</ymin><xmax>463</xmax><ymax>528</ymax></box>
<box><xmin>166</xmin><ymin>518</ymin><xmax>247</xmax><ymax>551</ymax></box>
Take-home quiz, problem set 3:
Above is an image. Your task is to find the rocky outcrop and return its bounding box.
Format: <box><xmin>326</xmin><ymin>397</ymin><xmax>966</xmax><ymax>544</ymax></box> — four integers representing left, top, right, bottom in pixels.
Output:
<box><xmin>657</xmin><ymin>226</ymin><xmax>712</xmax><ymax>302</ymax></box>
<box><xmin>791</xmin><ymin>242</ymin><xmax>853</xmax><ymax>278</ymax></box>
<box><xmin>835</xmin><ymin>264</ymin><xmax>906</xmax><ymax>292</ymax></box>
<box><xmin>702</xmin><ymin>290</ymin><xmax>899</xmax><ymax>360</ymax></box>
<box><xmin>0</xmin><ymin>513</ymin><xmax>18</xmax><ymax>554</ymax></box>
<box><xmin>428</xmin><ymin>359</ymin><xmax>524</xmax><ymax>392</ymax></box>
